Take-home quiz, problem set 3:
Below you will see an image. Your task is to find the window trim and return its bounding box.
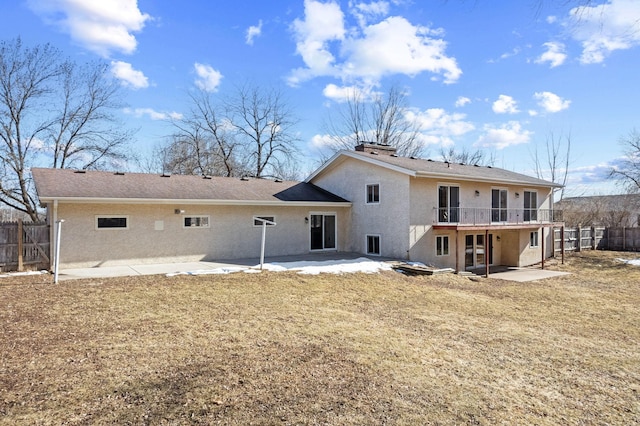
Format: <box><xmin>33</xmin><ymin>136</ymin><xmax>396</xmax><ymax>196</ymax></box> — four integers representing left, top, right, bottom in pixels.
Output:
<box><xmin>365</xmin><ymin>183</ymin><xmax>380</xmax><ymax>204</ymax></box>
<box><xmin>436</xmin><ymin>235</ymin><xmax>450</xmax><ymax>256</ymax></box>
<box><xmin>530</xmin><ymin>231</ymin><xmax>539</xmax><ymax>248</ymax></box>
<box><xmin>183</xmin><ymin>215</ymin><xmax>210</xmax><ymax>228</ymax></box>
<box><xmin>95</xmin><ymin>215</ymin><xmax>129</xmax><ymax>230</ymax></box>
<box><xmin>491</xmin><ymin>187</ymin><xmax>508</xmax><ymax>223</ymax></box>
<box><xmin>253</xmin><ymin>215</ymin><xmax>276</xmax><ymax>227</ymax></box>
<box><xmin>523</xmin><ymin>190</ymin><xmax>538</xmax><ymax>222</ymax></box>
<box><xmin>366</xmin><ymin>234</ymin><xmax>381</xmax><ymax>256</ymax></box>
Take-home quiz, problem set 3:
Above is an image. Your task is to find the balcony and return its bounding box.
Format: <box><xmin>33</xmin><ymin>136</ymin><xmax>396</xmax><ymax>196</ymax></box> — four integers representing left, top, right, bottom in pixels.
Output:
<box><xmin>434</xmin><ymin>207</ymin><xmax>563</xmax><ymax>226</ymax></box>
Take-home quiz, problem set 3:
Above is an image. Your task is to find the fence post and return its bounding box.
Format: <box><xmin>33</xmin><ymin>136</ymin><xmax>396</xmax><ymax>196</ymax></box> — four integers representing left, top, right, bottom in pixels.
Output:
<box><xmin>576</xmin><ymin>225</ymin><xmax>581</xmax><ymax>252</ymax></box>
<box><xmin>17</xmin><ymin>219</ymin><xmax>23</xmax><ymax>272</ymax></box>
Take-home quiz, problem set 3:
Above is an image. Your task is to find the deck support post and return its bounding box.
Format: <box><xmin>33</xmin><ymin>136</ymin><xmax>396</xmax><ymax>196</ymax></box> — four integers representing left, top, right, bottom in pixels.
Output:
<box><xmin>485</xmin><ymin>228</ymin><xmax>489</xmax><ymax>278</ymax></box>
<box><xmin>541</xmin><ymin>227</ymin><xmax>545</xmax><ymax>270</ymax></box>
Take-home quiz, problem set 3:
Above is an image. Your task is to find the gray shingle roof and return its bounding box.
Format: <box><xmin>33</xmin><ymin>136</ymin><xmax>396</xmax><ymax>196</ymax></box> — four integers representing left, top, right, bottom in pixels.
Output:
<box><xmin>32</xmin><ymin>168</ymin><xmax>349</xmax><ymax>205</ymax></box>
<box><xmin>321</xmin><ymin>151</ymin><xmax>562</xmax><ymax>188</ymax></box>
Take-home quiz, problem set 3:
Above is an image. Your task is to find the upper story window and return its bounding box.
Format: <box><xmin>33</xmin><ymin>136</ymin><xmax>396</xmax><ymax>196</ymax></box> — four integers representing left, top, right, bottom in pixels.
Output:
<box><xmin>96</xmin><ymin>216</ymin><xmax>128</xmax><ymax>230</ymax></box>
<box><xmin>524</xmin><ymin>191</ymin><xmax>538</xmax><ymax>221</ymax></box>
<box><xmin>438</xmin><ymin>185</ymin><xmax>459</xmax><ymax>223</ymax></box>
<box><xmin>184</xmin><ymin>216</ymin><xmax>210</xmax><ymax>228</ymax></box>
<box><xmin>492</xmin><ymin>189</ymin><xmax>508</xmax><ymax>222</ymax></box>
<box><xmin>366</xmin><ymin>184</ymin><xmax>380</xmax><ymax>204</ymax></box>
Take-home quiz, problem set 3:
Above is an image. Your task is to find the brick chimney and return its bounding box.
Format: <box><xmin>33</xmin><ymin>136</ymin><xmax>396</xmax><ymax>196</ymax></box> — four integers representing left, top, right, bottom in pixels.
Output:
<box><xmin>354</xmin><ymin>142</ymin><xmax>397</xmax><ymax>156</ymax></box>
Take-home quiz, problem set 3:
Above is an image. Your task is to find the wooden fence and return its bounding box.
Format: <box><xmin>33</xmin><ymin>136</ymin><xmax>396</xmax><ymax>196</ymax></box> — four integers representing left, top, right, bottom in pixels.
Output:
<box><xmin>554</xmin><ymin>226</ymin><xmax>640</xmax><ymax>254</ymax></box>
<box><xmin>0</xmin><ymin>220</ymin><xmax>50</xmax><ymax>272</ymax></box>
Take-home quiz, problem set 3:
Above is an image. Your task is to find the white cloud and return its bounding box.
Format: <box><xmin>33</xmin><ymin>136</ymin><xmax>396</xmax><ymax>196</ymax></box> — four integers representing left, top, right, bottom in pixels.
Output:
<box><xmin>350</xmin><ymin>1</ymin><xmax>390</xmax><ymax>26</ymax></box>
<box><xmin>535</xmin><ymin>41</ymin><xmax>567</xmax><ymax>68</ymax></box>
<box><xmin>322</xmin><ymin>83</ymin><xmax>378</xmax><ymax>102</ymax></box>
<box><xmin>27</xmin><ymin>0</ymin><xmax>150</xmax><ymax>57</ymax></box>
<box><xmin>289</xmin><ymin>0</ymin><xmax>346</xmax><ymax>85</ymax></box>
<box><xmin>123</xmin><ymin>107</ymin><xmax>182</xmax><ymax>121</ymax></box>
<box><xmin>194</xmin><ymin>63</ymin><xmax>223</xmax><ymax>92</ymax></box>
<box><xmin>475</xmin><ymin>121</ymin><xmax>532</xmax><ymax>150</ymax></box>
<box><xmin>246</xmin><ymin>20</ymin><xmax>263</xmax><ymax>45</ymax></box>
<box><xmin>455</xmin><ymin>96</ymin><xmax>471</xmax><ymax>107</ymax></box>
<box><xmin>405</xmin><ymin>108</ymin><xmax>475</xmax><ymax>147</ymax></box>
<box><xmin>310</xmin><ymin>133</ymin><xmax>335</xmax><ymax>149</ymax></box>
<box><xmin>492</xmin><ymin>95</ymin><xmax>519</xmax><ymax>114</ymax></box>
<box><xmin>566</xmin><ymin>0</ymin><xmax>640</xmax><ymax>64</ymax></box>
<box><xmin>534</xmin><ymin>91</ymin><xmax>571</xmax><ymax>113</ymax></box>
<box><xmin>111</xmin><ymin>61</ymin><xmax>148</xmax><ymax>89</ymax></box>
<box><xmin>289</xmin><ymin>0</ymin><xmax>461</xmax><ymax>86</ymax></box>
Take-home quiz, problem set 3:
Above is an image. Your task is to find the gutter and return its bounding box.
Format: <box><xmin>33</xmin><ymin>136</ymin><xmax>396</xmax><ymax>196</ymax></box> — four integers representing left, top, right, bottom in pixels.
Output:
<box><xmin>39</xmin><ymin>197</ymin><xmax>352</xmax><ymax>208</ymax></box>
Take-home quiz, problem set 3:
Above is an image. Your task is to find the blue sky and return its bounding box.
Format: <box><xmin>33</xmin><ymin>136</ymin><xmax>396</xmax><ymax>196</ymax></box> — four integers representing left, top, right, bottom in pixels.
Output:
<box><xmin>3</xmin><ymin>0</ymin><xmax>640</xmax><ymax>195</ymax></box>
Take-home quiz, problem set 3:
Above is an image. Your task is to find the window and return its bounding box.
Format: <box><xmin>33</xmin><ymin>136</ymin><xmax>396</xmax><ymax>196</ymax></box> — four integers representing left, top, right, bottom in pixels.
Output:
<box><xmin>366</xmin><ymin>235</ymin><xmax>380</xmax><ymax>255</ymax></box>
<box><xmin>436</xmin><ymin>236</ymin><xmax>449</xmax><ymax>256</ymax></box>
<box><xmin>524</xmin><ymin>191</ymin><xmax>538</xmax><ymax>221</ymax></box>
<box><xmin>530</xmin><ymin>231</ymin><xmax>539</xmax><ymax>247</ymax></box>
<box><xmin>438</xmin><ymin>185</ymin><xmax>460</xmax><ymax>223</ymax></box>
<box><xmin>492</xmin><ymin>189</ymin><xmax>508</xmax><ymax>222</ymax></box>
<box><xmin>184</xmin><ymin>216</ymin><xmax>209</xmax><ymax>228</ymax></box>
<box><xmin>366</xmin><ymin>184</ymin><xmax>380</xmax><ymax>204</ymax></box>
<box><xmin>96</xmin><ymin>216</ymin><xmax>128</xmax><ymax>229</ymax></box>
<box><xmin>253</xmin><ymin>216</ymin><xmax>276</xmax><ymax>226</ymax></box>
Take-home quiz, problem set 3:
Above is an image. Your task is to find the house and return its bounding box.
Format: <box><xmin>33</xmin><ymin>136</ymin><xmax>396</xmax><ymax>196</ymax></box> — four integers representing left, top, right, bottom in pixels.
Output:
<box><xmin>32</xmin><ymin>143</ymin><xmax>563</xmax><ymax>272</ymax></box>
<box><xmin>32</xmin><ymin>169</ymin><xmax>351</xmax><ymax>269</ymax></box>
<box><xmin>306</xmin><ymin>143</ymin><xmax>563</xmax><ymax>272</ymax></box>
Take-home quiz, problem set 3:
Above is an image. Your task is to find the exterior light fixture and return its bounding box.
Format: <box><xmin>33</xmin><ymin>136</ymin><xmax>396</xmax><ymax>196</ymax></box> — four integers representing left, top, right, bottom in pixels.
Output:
<box><xmin>475</xmin><ymin>190</ymin><xmax>480</xmax><ymax>197</ymax></box>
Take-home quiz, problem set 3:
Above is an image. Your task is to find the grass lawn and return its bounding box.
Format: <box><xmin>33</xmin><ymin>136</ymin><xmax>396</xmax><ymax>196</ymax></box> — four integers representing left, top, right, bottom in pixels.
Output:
<box><xmin>1</xmin><ymin>250</ymin><xmax>639</xmax><ymax>425</ymax></box>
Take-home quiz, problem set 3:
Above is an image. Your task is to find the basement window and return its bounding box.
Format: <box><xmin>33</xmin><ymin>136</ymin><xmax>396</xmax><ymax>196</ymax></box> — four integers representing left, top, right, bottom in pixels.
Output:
<box><xmin>184</xmin><ymin>216</ymin><xmax>210</xmax><ymax>228</ymax></box>
<box><xmin>436</xmin><ymin>235</ymin><xmax>449</xmax><ymax>256</ymax></box>
<box><xmin>530</xmin><ymin>231</ymin><xmax>539</xmax><ymax>248</ymax></box>
<box><xmin>96</xmin><ymin>216</ymin><xmax>128</xmax><ymax>230</ymax></box>
<box><xmin>366</xmin><ymin>235</ymin><xmax>380</xmax><ymax>255</ymax></box>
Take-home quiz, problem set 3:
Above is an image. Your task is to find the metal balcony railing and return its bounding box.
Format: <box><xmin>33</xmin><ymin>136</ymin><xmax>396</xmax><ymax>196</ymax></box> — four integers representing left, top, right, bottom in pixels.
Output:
<box><xmin>434</xmin><ymin>208</ymin><xmax>563</xmax><ymax>225</ymax></box>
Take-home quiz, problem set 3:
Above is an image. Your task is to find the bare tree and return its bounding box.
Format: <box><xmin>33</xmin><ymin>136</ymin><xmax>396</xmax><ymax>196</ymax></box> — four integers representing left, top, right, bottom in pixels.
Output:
<box><xmin>158</xmin><ymin>84</ymin><xmax>300</xmax><ymax>179</ymax></box>
<box><xmin>558</xmin><ymin>194</ymin><xmax>639</xmax><ymax>227</ymax></box>
<box><xmin>439</xmin><ymin>146</ymin><xmax>495</xmax><ymax>166</ymax></box>
<box><xmin>531</xmin><ymin>130</ymin><xmax>571</xmax><ymax>201</ymax></box>
<box><xmin>610</xmin><ymin>128</ymin><xmax>640</xmax><ymax>192</ymax></box>
<box><xmin>321</xmin><ymin>85</ymin><xmax>424</xmax><ymax>159</ymax></box>
<box><xmin>225</xmin><ymin>83</ymin><xmax>300</xmax><ymax>178</ymax></box>
<box><xmin>162</xmin><ymin>91</ymin><xmax>243</xmax><ymax>177</ymax></box>
<box><xmin>0</xmin><ymin>38</ymin><xmax>132</xmax><ymax>220</ymax></box>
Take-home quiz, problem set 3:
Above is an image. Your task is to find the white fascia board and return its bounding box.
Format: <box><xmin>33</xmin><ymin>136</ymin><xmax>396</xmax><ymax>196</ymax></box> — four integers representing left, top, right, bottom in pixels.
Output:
<box><xmin>39</xmin><ymin>197</ymin><xmax>351</xmax><ymax>208</ymax></box>
<box><xmin>306</xmin><ymin>150</ymin><xmax>416</xmax><ymax>182</ymax></box>
<box><xmin>414</xmin><ymin>171</ymin><xmax>563</xmax><ymax>188</ymax></box>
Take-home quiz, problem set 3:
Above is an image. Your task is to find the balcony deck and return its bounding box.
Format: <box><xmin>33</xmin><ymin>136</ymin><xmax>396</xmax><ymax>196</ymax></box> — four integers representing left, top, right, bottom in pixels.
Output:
<box><xmin>433</xmin><ymin>208</ymin><xmax>563</xmax><ymax>230</ymax></box>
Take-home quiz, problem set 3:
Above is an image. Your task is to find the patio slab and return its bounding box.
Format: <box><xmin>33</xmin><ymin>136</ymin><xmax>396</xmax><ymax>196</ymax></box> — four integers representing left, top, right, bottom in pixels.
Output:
<box><xmin>489</xmin><ymin>268</ymin><xmax>571</xmax><ymax>282</ymax></box>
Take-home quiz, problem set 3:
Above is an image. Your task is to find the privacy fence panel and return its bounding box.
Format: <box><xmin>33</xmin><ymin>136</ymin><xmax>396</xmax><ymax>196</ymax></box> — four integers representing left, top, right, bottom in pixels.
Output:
<box><xmin>0</xmin><ymin>220</ymin><xmax>50</xmax><ymax>272</ymax></box>
<box><xmin>554</xmin><ymin>226</ymin><xmax>606</xmax><ymax>254</ymax></box>
<box><xmin>601</xmin><ymin>227</ymin><xmax>640</xmax><ymax>251</ymax></box>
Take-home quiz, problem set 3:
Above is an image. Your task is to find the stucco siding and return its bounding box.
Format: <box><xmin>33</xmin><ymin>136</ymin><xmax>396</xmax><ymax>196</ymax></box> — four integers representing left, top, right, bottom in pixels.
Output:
<box><xmin>311</xmin><ymin>157</ymin><xmax>411</xmax><ymax>259</ymax></box>
<box><xmin>54</xmin><ymin>203</ymin><xmax>348</xmax><ymax>268</ymax></box>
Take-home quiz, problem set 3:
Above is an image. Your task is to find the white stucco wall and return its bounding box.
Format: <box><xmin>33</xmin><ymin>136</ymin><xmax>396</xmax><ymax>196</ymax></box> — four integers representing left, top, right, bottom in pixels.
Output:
<box><xmin>311</xmin><ymin>157</ymin><xmax>411</xmax><ymax>259</ymax></box>
<box><xmin>53</xmin><ymin>203</ymin><xmax>349</xmax><ymax>268</ymax></box>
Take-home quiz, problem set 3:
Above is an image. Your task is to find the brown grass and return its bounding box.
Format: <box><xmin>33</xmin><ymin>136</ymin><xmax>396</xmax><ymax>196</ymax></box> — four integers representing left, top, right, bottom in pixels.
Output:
<box><xmin>1</xmin><ymin>250</ymin><xmax>639</xmax><ymax>425</ymax></box>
